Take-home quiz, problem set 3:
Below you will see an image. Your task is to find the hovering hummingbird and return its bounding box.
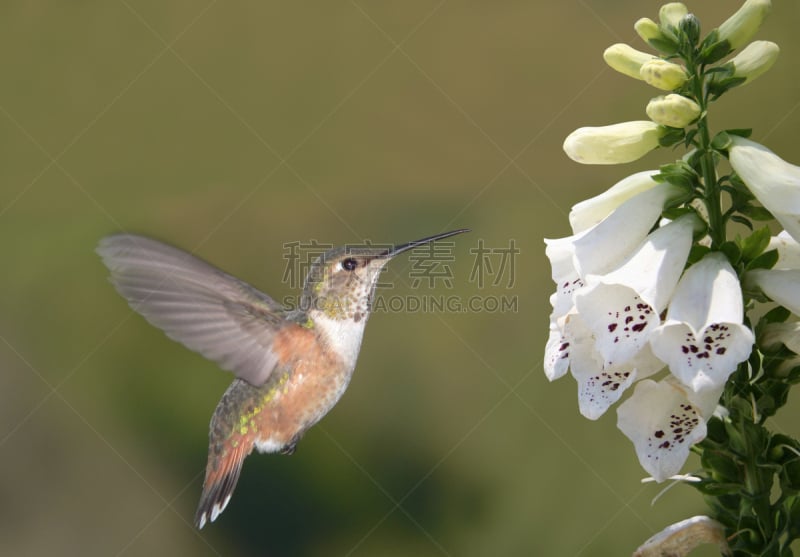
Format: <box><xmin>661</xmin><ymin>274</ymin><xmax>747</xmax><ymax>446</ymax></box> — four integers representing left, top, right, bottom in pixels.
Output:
<box><xmin>97</xmin><ymin>229</ymin><xmax>469</xmax><ymax>529</ymax></box>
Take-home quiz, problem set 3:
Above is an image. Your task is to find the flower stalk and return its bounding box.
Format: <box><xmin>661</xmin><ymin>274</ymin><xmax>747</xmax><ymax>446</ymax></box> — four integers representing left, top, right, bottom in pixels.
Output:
<box><xmin>546</xmin><ymin>1</ymin><xmax>800</xmax><ymax>554</ymax></box>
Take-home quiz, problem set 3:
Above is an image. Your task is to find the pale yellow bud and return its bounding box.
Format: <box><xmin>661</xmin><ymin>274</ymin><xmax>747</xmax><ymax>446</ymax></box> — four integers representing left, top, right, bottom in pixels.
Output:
<box><xmin>634</xmin><ymin>17</ymin><xmax>663</xmax><ymax>43</ymax></box>
<box><xmin>603</xmin><ymin>43</ymin><xmax>658</xmax><ymax>80</ymax></box>
<box><xmin>659</xmin><ymin>2</ymin><xmax>689</xmax><ymax>29</ymax></box>
<box><xmin>718</xmin><ymin>0</ymin><xmax>772</xmax><ymax>50</ymax></box>
<box><xmin>646</xmin><ymin>94</ymin><xmax>701</xmax><ymax>128</ymax></box>
<box><xmin>640</xmin><ymin>59</ymin><xmax>688</xmax><ymax>90</ymax></box>
<box><xmin>729</xmin><ymin>40</ymin><xmax>779</xmax><ymax>83</ymax></box>
<box><xmin>563</xmin><ymin>121</ymin><xmax>665</xmax><ymax>165</ymax></box>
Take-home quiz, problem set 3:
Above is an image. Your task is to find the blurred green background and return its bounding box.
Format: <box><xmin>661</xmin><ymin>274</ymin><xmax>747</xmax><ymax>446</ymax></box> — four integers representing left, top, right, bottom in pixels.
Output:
<box><xmin>3</xmin><ymin>2</ymin><xmax>800</xmax><ymax>556</ymax></box>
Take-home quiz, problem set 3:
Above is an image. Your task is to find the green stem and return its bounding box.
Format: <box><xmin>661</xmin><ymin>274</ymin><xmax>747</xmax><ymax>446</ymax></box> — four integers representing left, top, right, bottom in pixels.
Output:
<box><xmin>697</xmin><ymin>118</ymin><xmax>725</xmax><ymax>249</ymax></box>
<box><xmin>689</xmin><ymin>62</ymin><xmax>726</xmax><ymax>249</ymax></box>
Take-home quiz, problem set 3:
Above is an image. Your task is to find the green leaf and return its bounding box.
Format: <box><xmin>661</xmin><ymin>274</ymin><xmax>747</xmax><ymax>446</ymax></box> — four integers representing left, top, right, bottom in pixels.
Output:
<box><xmin>702</xmin><ymin>450</ymin><xmax>741</xmax><ymax>482</ymax></box>
<box><xmin>683</xmin><ymin>128</ymin><xmax>698</xmax><ymax>148</ymax></box>
<box><xmin>700</xmin><ymin>39</ymin><xmax>733</xmax><ymax>65</ymax></box>
<box><xmin>658</xmin><ymin>127</ymin><xmax>686</xmax><ymax>148</ymax></box>
<box><xmin>727</xmin><ymin>128</ymin><xmax>753</xmax><ymax>138</ymax></box>
<box><xmin>655</xmin><ymin>161</ymin><xmax>699</xmax><ymax>190</ymax></box>
<box><xmin>648</xmin><ymin>37</ymin><xmax>679</xmax><ymax>55</ymax></box>
<box><xmin>740</xmin><ymin>227</ymin><xmax>772</xmax><ymax>261</ymax></box>
<box><xmin>746</xmin><ymin>249</ymin><xmax>779</xmax><ymax>271</ymax></box>
<box><xmin>705</xmin><ymin>416</ymin><xmax>728</xmax><ymax>444</ymax></box>
<box><xmin>720</xmin><ymin>241</ymin><xmax>742</xmax><ymax>265</ymax></box>
<box><xmin>688</xmin><ymin>244</ymin><xmax>712</xmax><ymax>264</ymax></box>
<box><xmin>785</xmin><ymin>459</ymin><xmax>800</xmax><ymax>491</ymax></box>
<box><xmin>730</xmin><ymin>214</ymin><xmax>754</xmax><ymax>231</ymax></box>
<box><xmin>739</xmin><ymin>204</ymin><xmax>774</xmax><ymax>221</ymax></box>
<box><xmin>787</xmin><ymin>497</ymin><xmax>800</xmax><ymax>539</ymax></box>
<box><xmin>761</xmin><ymin>306</ymin><xmax>791</xmax><ymax>326</ymax></box>
<box><xmin>708</xmin><ymin>77</ymin><xmax>747</xmax><ymax>101</ymax></box>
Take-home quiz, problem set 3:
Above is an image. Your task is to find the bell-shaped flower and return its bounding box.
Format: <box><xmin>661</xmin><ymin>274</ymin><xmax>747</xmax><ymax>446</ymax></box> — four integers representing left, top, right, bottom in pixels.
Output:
<box><xmin>617</xmin><ymin>376</ymin><xmax>723</xmax><ymax>481</ymax></box>
<box><xmin>745</xmin><ymin>268</ymin><xmax>800</xmax><ymax>317</ymax></box>
<box><xmin>569</xmin><ymin>314</ymin><xmax>664</xmax><ymax>420</ymax></box>
<box><xmin>659</xmin><ymin>2</ymin><xmax>689</xmax><ymax>29</ymax></box>
<box><xmin>767</xmin><ymin>231</ymin><xmax>800</xmax><ymax>270</ymax></box>
<box><xmin>548</xmin><ymin>184</ymin><xmax>684</xmax><ymax>281</ymax></box>
<box><xmin>575</xmin><ymin>215</ymin><xmax>697</xmax><ymax>368</ymax></box>
<box><xmin>603</xmin><ymin>44</ymin><xmax>658</xmax><ymax>81</ymax></box>
<box><xmin>563</xmin><ymin>121</ymin><xmax>665</xmax><ymax>165</ymax></box>
<box><xmin>727</xmin><ymin>40</ymin><xmax>780</xmax><ymax>84</ymax></box>
<box><xmin>649</xmin><ymin>253</ymin><xmax>754</xmax><ymax>392</ymax></box>
<box><xmin>717</xmin><ymin>0</ymin><xmax>772</xmax><ymax>51</ymax></box>
<box><xmin>728</xmin><ymin>136</ymin><xmax>800</xmax><ymax>243</ymax></box>
<box><xmin>646</xmin><ymin>94</ymin><xmax>701</xmax><ymax>128</ymax></box>
<box><xmin>640</xmin><ymin>59</ymin><xmax>688</xmax><ymax>91</ymax></box>
<box><xmin>545</xmin><ymin>185</ymin><xmax>682</xmax><ymax>381</ymax></box>
<box><xmin>569</xmin><ymin>171</ymin><xmax>662</xmax><ymax>233</ymax></box>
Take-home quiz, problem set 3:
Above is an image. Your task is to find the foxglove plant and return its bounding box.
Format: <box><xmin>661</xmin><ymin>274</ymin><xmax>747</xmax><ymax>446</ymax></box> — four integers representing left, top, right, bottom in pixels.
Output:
<box><xmin>546</xmin><ymin>1</ymin><xmax>800</xmax><ymax>555</ymax></box>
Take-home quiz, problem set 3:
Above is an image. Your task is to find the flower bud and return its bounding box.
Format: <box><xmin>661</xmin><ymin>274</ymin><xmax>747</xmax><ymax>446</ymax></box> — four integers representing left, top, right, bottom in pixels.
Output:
<box><xmin>603</xmin><ymin>43</ymin><xmax>658</xmax><ymax>80</ymax></box>
<box><xmin>659</xmin><ymin>2</ymin><xmax>689</xmax><ymax>29</ymax></box>
<box><xmin>717</xmin><ymin>0</ymin><xmax>772</xmax><ymax>50</ymax></box>
<box><xmin>563</xmin><ymin>121</ymin><xmax>665</xmax><ymax>165</ymax></box>
<box><xmin>679</xmin><ymin>14</ymin><xmax>701</xmax><ymax>46</ymax></box>
<box><xmin>646</xmin><ymin>94</ymin><xmax>701</xmax><ymax>128</ymax></box>
<box><xmin>640</xmin><ymin>59</ymin><xmax>688</xmax><ymax>90</ymax></box>
<box><xmin>728</xmin><ymin>40</ymin><xmax>779</xmax><ymax>83</ymax></box>
<box><xmin>635</xmin><ymin>17</ymin><xmax>662</xmax><ymax>42</ymax></box>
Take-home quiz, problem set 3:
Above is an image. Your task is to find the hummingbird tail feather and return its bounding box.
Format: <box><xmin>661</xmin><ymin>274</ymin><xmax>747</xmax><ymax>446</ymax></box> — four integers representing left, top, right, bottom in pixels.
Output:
<box><xmin>195</xmin><ymin>441</ymin><xmax>251</xmax><ymax>529</ymax></box>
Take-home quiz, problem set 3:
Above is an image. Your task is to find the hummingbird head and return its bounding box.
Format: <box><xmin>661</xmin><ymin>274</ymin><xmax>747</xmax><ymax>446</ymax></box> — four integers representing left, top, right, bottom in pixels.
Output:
<box><xmin>300</xmin><ymin>229</ymin><xmax>469</xmax><ymax>323</ymax></box>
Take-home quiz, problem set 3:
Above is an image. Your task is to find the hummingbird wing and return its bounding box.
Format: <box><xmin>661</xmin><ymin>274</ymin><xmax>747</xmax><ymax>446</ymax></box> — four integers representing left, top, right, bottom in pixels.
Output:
<box><xmin>97</xmin><ymin>233</ymin><xmax>289</xmax><ymax>386</ymax></box>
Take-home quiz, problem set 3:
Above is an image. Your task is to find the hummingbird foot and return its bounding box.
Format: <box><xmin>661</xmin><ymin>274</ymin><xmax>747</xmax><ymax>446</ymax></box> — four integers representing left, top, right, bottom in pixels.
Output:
<box><xmin>279</xmin><ymin>432</ymin><xmax>304</xmax><ymax>455</ymax></box>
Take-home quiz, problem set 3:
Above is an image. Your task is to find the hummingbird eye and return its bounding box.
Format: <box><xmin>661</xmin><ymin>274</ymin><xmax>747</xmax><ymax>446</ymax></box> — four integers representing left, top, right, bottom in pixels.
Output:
<box><xmin>341</xmin><ymin>258</ymin><xmax>358</xmax><ymax>271</ymax></box>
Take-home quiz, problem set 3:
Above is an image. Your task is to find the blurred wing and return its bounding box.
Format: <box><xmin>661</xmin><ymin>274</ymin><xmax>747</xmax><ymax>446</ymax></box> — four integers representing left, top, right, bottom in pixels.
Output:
<box><xmin>97</xmin><ymin>233</ymin><xmax>288</xmax><ymax>386</ymax></box>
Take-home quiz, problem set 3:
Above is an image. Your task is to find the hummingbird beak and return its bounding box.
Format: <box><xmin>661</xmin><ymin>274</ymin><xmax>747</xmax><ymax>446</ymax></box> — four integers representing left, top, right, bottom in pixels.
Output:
<box><xmin>380</xmin><ymin>228</ymin><xmax>471</xmax><ymax>259</ymax></box>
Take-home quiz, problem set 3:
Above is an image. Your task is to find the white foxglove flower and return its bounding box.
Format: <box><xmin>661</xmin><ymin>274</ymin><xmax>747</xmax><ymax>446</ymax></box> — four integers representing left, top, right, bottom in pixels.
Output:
<box><xmin>728</xmin><ymin>40</ymin><xmax>780</xmax><ymax>84</ymax></box>
<box><xmin>568</xmin><ymin>171</ymin><xmax>661</xmax><ymax>234</ymax></box>
<box><xmin>728</xmin><ymin>136</ymin><xmax>800</xmax><ymax>243</ymax></box>
<box><xmin>746</xmin><ymin>269</ymin><xmax>800</xmax><ymax>316</ymax></box>
<box><xmin>617</xmin><ymin>376</ymin><xmax>722</xmax><ymax>482</ymax></box>
<box><xmin>646</xmin><ymin>94</ymin><xmax>701</xmax><ymax>128</ymax></box>
<box><xmin>575</xmin><ymin>215</ymin><xmax>696</xmax><ymax>368</ymax></box>
<box><xmin>717</xmin><ymin>0</ymin><xmax>772</xmax><ymax>51</ymax></box>
<box><xmin>563</xmin><ymin>121</ymin><xmax>665</xmax><ymax>165</ymax></box>
<box><xmin>603</xmin><ymin>44</ymin><xmax>658</xmax><ymax>80</ymax></box>
<box><xmin>650</xmin><ymin>253</ymin><xmax>754</xmax><ymax>392</ymax></box>
<box><xmin>640</xmin><ymin>60</ymin><xmax>688</xmax><ymax>91</ymax></box>
<box><xmin>767</xmin><ymin>231</ymin><xmax>800</xmax><ymax>270</ymax></box>
<box><xmin>544</xmin><ymin>185</ymin><xmax>681</xmax><ymax>381</ymax></box>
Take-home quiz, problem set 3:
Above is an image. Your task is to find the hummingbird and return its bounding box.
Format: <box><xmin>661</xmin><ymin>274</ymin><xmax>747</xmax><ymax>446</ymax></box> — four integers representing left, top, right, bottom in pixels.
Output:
<box><xmin>96</xmin><ymin>229</ymin><xmax>469</xmax><ymax>529</ymax></box>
